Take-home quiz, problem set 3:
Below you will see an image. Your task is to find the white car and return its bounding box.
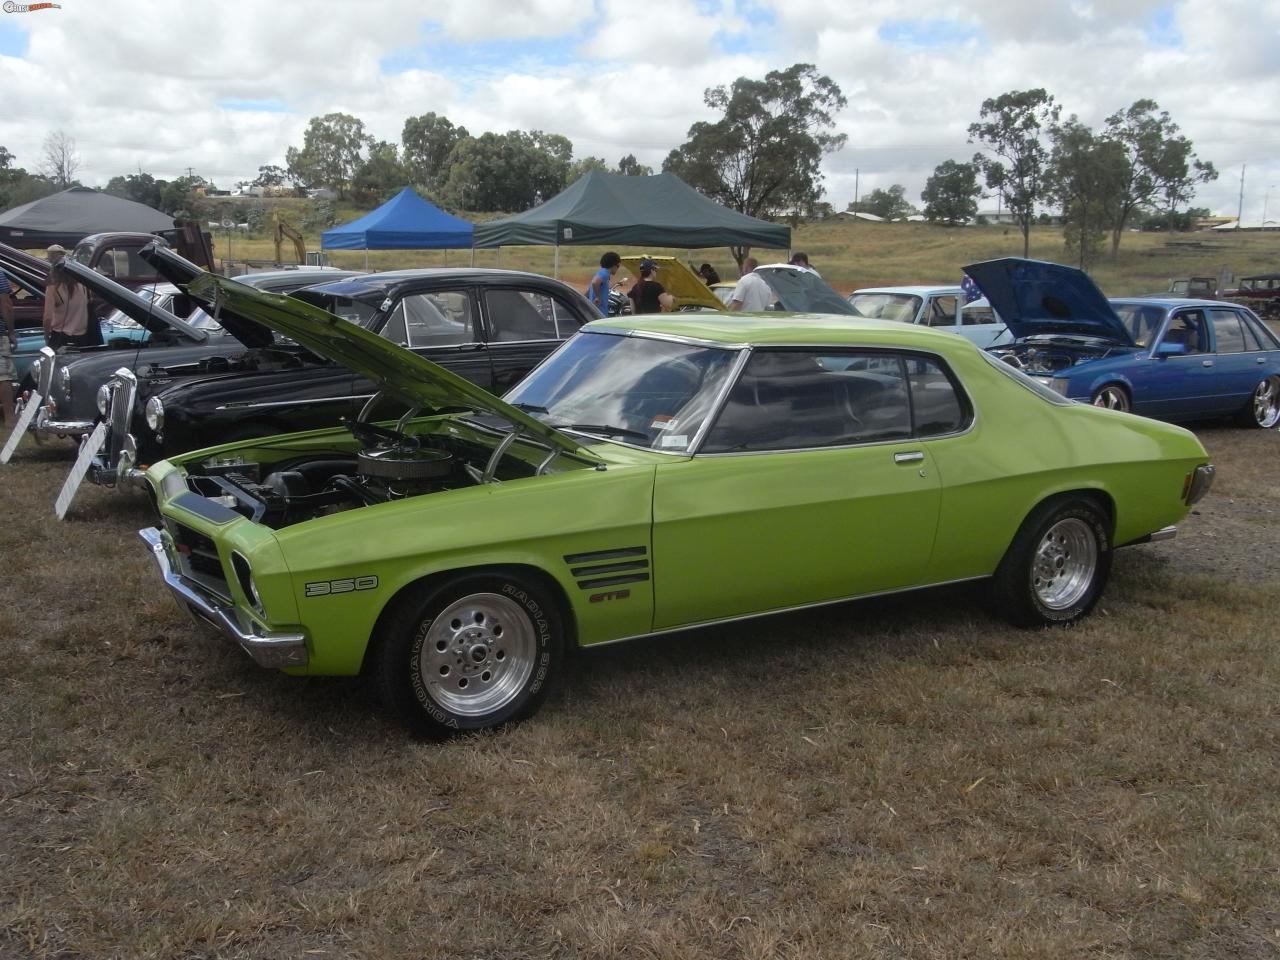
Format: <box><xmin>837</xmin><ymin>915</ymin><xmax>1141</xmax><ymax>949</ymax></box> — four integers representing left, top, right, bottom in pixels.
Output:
<box><xmin>849</xmin><ymin>285</ymin><xmax>1011</xmax><ymax>348</ymax></box>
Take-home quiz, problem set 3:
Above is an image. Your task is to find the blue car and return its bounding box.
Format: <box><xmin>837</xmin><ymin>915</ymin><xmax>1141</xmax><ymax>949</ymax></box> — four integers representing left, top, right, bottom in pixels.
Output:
<box><xmin>969</xmin><ymin>258</ymin><xmax>1280</xmax><ymax>428</ymax></box>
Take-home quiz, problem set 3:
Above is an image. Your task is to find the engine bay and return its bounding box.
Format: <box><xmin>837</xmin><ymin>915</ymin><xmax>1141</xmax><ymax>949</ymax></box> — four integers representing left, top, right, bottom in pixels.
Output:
<box><xmin>988</xmin><ymin>336</ymin><xmax>1129</xmax><ymax>375</ymax></box>
<box><xmin>181</xmin><ymin>421</ymin><xmax>542</xmax><ymax>529</ymax></box>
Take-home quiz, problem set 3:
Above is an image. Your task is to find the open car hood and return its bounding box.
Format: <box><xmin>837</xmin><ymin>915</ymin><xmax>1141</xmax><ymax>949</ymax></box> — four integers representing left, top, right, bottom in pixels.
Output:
<box><xmin>618</xmin><ymin>256</ymin><xmax>722</xmax><ymax>310</ymax></box>
<box><xmin>962</xmin><ymin>258</ymin><xmax>1133</xmax><ymax>344</ymax></box>
<box><xmin>755</xmin><ymin>265</ymin><xmax>857</xmax><ymax>315</ymax></box>
<box><xmin>158</xmin><ymin>260</ymin><xmax>600</xmax><ymax>460</ymax></box>
<box><xmin>0</xmin><ymin>241</ymin><xmax>48</xmax><ymax>295</ymax></box>
<box><xmin>61</xmin><ymin>259</ymin><xmax>207</xmax><ymax>341</ymax></box>
<box><xmin>138</xmin><ymin>243</ymin><xmax>276</xmax><ymax>349</ymax></box>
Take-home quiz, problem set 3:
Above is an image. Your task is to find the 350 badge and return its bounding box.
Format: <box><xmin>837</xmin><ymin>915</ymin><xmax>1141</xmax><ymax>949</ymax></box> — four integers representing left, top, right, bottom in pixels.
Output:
<box><xmin>305</xmin><ymin>575</ymin><xmax>379</xmax><ymax>598</ymax></box>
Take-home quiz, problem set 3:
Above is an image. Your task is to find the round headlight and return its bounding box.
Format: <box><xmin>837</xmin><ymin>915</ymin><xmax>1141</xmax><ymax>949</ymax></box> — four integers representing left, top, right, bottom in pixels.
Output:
<box><xmin>144</xmin><ymin>395</ymin><xmax>165</xmax><ymax>432</ymax></box>
<box><xmin>58</xmin><ymin>365</ymin><xmax>72</xmax><ymax>398</ymax></box>
<box><xmin>96</xmin><ymin>383</ymin><xmax>111</xmax><ymax>416</ymax></box>
<box><xmin>30</xmin><ymin>358</ymin><xmax>43</xmax><ymax>384</ymax></box>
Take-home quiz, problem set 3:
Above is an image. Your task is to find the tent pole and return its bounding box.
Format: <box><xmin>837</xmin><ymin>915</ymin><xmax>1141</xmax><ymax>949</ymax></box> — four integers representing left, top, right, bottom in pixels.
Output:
<box><xmin>470</xmin><ymin>246</ymin><xmax>476</xmax><ymax>267</ymax></box>
<box><xmin>554</xmin><ymin>244</ymin><xmax>559</xmax><ymax>280</ymax></box>
<box><xmin>364</xmin><ymin>249</ymin><xmax>369</xmax><ymax>271</ymax></box>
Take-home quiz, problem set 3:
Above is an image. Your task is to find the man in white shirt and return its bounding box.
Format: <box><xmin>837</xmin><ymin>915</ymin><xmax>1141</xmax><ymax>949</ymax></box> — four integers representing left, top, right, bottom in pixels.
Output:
<box><xmin>729</xmin><ymin>257</ymin><xmax>773</xmax><ymax>311</ymax></box>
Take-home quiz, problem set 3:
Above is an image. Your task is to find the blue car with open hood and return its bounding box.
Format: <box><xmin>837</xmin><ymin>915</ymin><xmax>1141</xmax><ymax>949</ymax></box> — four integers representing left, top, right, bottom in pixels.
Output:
<box><xmin>971</xmin><ymin>258</ymin><xmax>1280</xmax><ymax>427</ymax></box>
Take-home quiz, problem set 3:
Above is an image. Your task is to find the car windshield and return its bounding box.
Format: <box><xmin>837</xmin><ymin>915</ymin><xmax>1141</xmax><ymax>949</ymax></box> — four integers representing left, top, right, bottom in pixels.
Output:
<box><xmin>1112</xmin><ymin>303</ymin><xmax>1166</xmax><ymax>347</ymax></box>
<box><xmin>848</xmin><ymin>293</ymin><xmax>922</xmax><ymax>323</ymax></box>
<box><xmin>757</xmin><ymin>268</ymin><xmax>857</xmax><ymax>314</ymax></box>
<box><xmin>101</xmin><ymin>286</ymin><xmax>170</xmax><ymax>330</ymax></box>
<box><xmin>504</xmin><ymin>331</ymin><xmax>739</xmax><ymax>452</ymax></box>
<box><xmin>290</xmin><ymin>290</ymin><xmax>382</xmax><ymax>328</ymax></box>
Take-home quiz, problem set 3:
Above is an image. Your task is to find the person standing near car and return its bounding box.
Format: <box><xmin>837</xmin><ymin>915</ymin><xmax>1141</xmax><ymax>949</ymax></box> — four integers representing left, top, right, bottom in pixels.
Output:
<box><xmin>588</xmin><ymin>251</ymin><xmax>621</xmax><ymax>316</ymax></box>
<box><xmin>0</xmin><ymin>272</ymin><xmax>16</xmax><ymax>428</ymax></box>
<box><xmin>628</xmin><ymin>258</ymin><xmax>670</xmax><ymax>314</ymax></box>
<box><xmin>43</xmin><ymin>260</ymin><xmax>90</xmax><ymax>350</ymax></box>
<box><xmin>729</xmin><ymin>257</ymin><xmax>773</xmax><ymax>311</ymax></box>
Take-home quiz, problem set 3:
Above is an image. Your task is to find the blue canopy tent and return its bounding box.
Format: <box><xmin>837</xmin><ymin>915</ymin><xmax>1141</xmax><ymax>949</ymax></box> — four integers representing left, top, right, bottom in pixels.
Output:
<box><xmin>321</xmin><ymin>187</ymin><xmax>473</xmax><ymax>268</ymax></box>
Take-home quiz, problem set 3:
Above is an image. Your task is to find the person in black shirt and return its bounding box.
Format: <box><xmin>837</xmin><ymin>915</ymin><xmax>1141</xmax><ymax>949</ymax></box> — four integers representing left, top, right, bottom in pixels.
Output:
<box><xmin>628</xmin><ymin>259</ymin><xmax>668</xmax><ymax>314</ymax></box>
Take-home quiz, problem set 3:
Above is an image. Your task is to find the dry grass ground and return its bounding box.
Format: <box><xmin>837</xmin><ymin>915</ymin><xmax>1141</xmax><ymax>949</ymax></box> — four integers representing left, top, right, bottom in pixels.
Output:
<box><xmin>225</xmin><ymin>212</ymin><xmax>1280</xmax><ymax>298</ymax></box>
<box><xmin>1</xmin><ymin>420</ymin><xmax>1278</xmax><ymax>959</ymax></box>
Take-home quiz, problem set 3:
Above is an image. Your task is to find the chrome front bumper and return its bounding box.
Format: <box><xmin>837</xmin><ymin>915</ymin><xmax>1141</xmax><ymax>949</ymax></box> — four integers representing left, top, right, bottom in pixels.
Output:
<box><xmin>87</xmin><ymin>433</ymin><xmax>145</xmax><ymax>490</ymax></box>
<box><xmin>139</xmin><ymin>527</ymin><xmax>309</xmax><ymax>669</ymax></box>
<box><xmin>33</xmin><ymin>404</ymin><xmax>93</xmax><ymax>438</ymax></box>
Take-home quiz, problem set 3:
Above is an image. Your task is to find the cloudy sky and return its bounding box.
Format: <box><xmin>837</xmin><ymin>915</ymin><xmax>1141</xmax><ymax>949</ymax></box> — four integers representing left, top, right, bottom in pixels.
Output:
<box><xmin>1</xmin><ymin>0</ymin><xmax>1277</xmax><ymax>218</ymax></box>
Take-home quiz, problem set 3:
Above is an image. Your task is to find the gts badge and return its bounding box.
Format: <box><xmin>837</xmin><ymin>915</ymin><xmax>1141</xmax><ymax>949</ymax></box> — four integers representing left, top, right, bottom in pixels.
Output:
<box><xmin>590</xmin><ymin>589</ymin><xmax>630</xmax><ymax>604</ymax></box>
<box><xmin>305</xmin><ymin>575</ymin><xmax>379</xmax><ymax>598</ymax></box>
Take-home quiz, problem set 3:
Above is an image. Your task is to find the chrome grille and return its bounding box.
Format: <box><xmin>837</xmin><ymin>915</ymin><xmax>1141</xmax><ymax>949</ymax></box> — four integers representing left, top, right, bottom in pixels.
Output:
<box><xmin>103</xmin><ymin>368</ymin><xmax>138</xmax><ymax>470</ymax></box>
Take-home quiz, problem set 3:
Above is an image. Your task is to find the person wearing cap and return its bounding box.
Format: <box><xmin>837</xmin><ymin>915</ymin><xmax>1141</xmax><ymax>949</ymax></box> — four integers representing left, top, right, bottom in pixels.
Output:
<box><xmin>628</xmin><ymin>258</ymin><xmax>670</xmax><ymax>314</ymax></box>
<box><xmin>43</xmin><ymin>259</ymin><xmax>90</xmax><ymax>350</ymax></box>
<box><xmin>46</xmin><ymin>243</ymin><xmax>67</xmax><ymax>263</ymax></box>
<box><xmin>0</xmin><ymin>271</ymin><xmax>16</xmax><ymax>428</ymax></box>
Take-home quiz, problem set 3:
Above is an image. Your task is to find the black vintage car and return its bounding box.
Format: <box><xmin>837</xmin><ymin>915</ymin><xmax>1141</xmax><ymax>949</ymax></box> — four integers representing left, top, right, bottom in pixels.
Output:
<box><xmin>22</xmin><ymin>264</ymin><xmax>362</xmax><ymax>442</ymax></box>
<box><xmin>73</xmin><ymin>246</ymin><xmax>598</xmax><ymax>500</ymax></box>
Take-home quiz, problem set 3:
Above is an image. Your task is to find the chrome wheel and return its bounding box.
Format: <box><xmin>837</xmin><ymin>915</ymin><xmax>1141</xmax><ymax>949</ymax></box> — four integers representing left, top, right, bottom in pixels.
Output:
<box><xmin>1092</xmin><ymin>385</ymin><xmax>1129</xmax><ymax>411</ymax></box>
<box><xmin>1031</xmin><ymin>518</ymin><xmax>1098</xmax><ymax>611</ymax></box>
<box><xmin>418</xmin><ymin>592</ymin><xmax>537</xmax><ymax>717</ymax></box>
<box><xmin>1250</xmin><ymin>376</ymin><xmax>1280</xmax><ymax>428</ymax></box>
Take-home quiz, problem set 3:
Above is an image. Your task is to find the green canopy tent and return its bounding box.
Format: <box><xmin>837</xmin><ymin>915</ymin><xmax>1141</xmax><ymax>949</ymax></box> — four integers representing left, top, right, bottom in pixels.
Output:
<box><xmin>471</xmin><ymin>170</ymin><xmax>790</xmax><ymax>276</ymax></box>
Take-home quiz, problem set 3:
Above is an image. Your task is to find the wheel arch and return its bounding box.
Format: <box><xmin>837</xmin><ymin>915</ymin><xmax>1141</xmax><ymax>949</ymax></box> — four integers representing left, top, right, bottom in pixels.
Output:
<box><xmin>361</xmin><ymin>562</ymin><xmax>578</xmax><ymax>674</ymax></box>
<box><xmin>1089</xmin><ymin>378</ymin><xmax>1133</xmax><ymax>406</ymax></box>
<box><xmin>1010</xmin><ymin>487</ymin><xmax>1116</xmax><ymax>550</ymax></box>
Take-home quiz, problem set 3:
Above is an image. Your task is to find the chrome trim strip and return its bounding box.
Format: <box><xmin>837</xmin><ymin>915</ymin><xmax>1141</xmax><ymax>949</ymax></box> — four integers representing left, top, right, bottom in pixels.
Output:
<box><xmin>34</xmin><ymin>412</ymin><xmax>94</xmax><ymax>436</ymax></box>
<box><xmin>585</xmin><ymin>575</ymin><xmax>990</xmax><ymax>649</ymax></box>
<box><xmin>139</xmin><ymin>527</ymin><xmax>309</xmax><ymax>669</ymax></box>
<box><xmin>215</xmin><ymin>394</ymin><xmax>373</xmax><ymax>412</ymax></box>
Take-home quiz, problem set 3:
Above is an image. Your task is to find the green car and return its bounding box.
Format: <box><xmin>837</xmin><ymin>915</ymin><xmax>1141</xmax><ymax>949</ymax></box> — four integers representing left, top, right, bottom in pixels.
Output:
<box><xmin>140</xmin><ymin>272</ymin><xmax>1215</xmax><ymax>738</ymax></box>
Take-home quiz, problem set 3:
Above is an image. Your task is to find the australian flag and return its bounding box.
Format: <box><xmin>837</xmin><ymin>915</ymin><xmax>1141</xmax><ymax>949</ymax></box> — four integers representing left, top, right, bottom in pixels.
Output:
<box><xmin>960</xmin><ymin>273</ymin><xmax>983</xmax><ymax>303</ymax></box>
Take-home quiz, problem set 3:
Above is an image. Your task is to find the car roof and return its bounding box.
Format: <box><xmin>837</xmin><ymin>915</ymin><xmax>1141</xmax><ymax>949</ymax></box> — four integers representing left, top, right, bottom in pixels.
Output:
<box><xmin>1110</xmin><ymin>297</ymin><xmax>1231</xmax><ymax>309</ymax></box>
<box><xmin>852</xmin><ymin>286</ymin><xmax>962</xmax><ymax>297</ymax></box>
<box><xmin>302</xmin><ymin>267</ymin><xmax>569</xmax><ymax>299</ymax></box>
<box><xmin>586</xmin><ymin>311</ymin><xmax>963</xmax><ymax>348</ymax></box>
<box><xmin>233</xmin><ymin>268</ymin><xmax>362</xmax><ymax>288</ymax></box>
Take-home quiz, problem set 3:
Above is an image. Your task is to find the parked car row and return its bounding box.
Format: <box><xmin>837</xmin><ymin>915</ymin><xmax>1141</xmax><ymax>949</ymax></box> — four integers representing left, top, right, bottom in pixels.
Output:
<box><xmin>2</xmin><ymin>247</ymin><xmax>1233</xmax><ymax>738</ymax></box>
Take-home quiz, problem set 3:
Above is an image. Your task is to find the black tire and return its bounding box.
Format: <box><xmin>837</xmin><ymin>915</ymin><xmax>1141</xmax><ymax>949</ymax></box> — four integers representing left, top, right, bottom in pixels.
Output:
<box><xmin>372</xmin><ymin>571</ymin><xmax>563</xmax><ymax>739</ymax></box>
<box><xmin>988</xmin><ymin>497</ymin><xmax>1112</xmax><ymax>628</ymax></box>
<box><xmin>1235</xmin><ymin>375</ymin><xmax>1280</xmax><ymax>428</ymax></box>
<box><xmin>1091</xmin><ymin>384</ymin><xmax>1130</xmax><ymax>412</ymax></box>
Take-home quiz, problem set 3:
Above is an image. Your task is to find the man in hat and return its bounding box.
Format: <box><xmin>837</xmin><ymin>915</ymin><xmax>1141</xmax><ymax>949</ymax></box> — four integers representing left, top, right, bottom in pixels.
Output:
<box><xmin>46</xmin><ymin>243</ymin><xmax>67</xmax><ymax>264</ymax></box>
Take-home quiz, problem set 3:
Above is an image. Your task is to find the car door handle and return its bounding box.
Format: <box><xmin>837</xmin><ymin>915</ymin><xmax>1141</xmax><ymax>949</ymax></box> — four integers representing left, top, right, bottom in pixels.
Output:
<box><xmin>1202</xmin><ymin>360</ymin><xmax>1213</xmax><ymax>367</ymax></box>
<box><xmin>1259</xmin><ymin>357</ymin><xmax>1267</xmax><ymax>363</ymax></box>
<box><xmin>894</xmin><ymin>451</ymin><xmax>924</xmax><ymax>464</ymax></box>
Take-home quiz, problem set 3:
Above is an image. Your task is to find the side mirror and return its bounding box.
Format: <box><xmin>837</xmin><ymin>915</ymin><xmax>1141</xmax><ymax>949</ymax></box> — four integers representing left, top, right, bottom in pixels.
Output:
<box><xmin>1155</xmin><ymin>340</ymin><xmax>1187</xmax><ymax>357</ymax></box>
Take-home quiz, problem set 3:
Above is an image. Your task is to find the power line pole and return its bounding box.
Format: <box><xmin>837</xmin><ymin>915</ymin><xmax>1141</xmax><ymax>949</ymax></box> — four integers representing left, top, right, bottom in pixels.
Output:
<box><xmin>1237</xmin><ymin>163</ymin><xmax>1245</xmax><ymax>228</ymax></box>
<box><xmin>853</xmin><ymin>168</ymin><xmax>859</xmax><ymax>224</ymax></box>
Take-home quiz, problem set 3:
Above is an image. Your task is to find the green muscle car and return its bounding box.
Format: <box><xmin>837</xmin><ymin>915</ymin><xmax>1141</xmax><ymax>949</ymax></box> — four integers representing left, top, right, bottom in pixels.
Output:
<box><xmin>140</xmin><ymin>271</ymin><xmax>1215</xmax><ymax>738</ymax></box>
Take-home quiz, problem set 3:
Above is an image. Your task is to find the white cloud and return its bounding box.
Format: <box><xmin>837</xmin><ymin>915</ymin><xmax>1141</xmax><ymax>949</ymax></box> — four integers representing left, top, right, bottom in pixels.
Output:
<box><xmin>0</xmin><ymin>0</ymin><xmax>1274</xmax><ymax>216</ymax></box>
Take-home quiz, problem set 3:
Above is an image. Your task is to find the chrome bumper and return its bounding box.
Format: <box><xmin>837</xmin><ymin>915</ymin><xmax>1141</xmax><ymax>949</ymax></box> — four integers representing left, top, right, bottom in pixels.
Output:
<box><xmin>87</xmin><ymin>434</ymin><xmax>145</xmax><ymax>490</ymax></box>
<box><xmin>139</xmin><ymin>527</ymin><xmax>309</xmax><ymax>669</ymax></box>
<box><xmin>1127</xmin><ymin>524</ymin><xmax>1178</xmax><ymax>546</ymax></box>
<box><xmin>33</xmin><ymin>405</ymin><xmax>93</xmax><ymax>437</ymax></box>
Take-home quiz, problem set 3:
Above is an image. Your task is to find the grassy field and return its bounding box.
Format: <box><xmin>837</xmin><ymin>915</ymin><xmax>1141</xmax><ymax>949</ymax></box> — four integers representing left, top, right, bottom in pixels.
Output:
<box><xmin>221</xmin><ymin>201</ymin><xmax>1280</xmax><ymax>298</ymax></box>
<box><xmin>3</xmin><ymin>218</ymin><xmax>1280</xmax><ymax>955</ymax></box>
<box><xmin>2</xmin><ymin>418</ymin><xmax>1279</xmax><ymax>958</ymax></box>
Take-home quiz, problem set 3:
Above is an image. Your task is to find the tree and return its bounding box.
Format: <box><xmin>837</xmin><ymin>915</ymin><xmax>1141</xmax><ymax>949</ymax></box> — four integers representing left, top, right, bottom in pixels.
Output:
<box><xmin>0</xmin><ymin>146</ymin><xmax>57</xmax><ymax>209</ymax></box>
<box><xmin>569</xmin><ymin>156</ymin><xmax>608</xmax><ymax>182</ymax></box>
<box><xmin>439</xmin><ymin>130</ymin><xmax>573</xmax><ymax>211</ymax></box>
<box><xmin>41</xmin><ymin>130</ymin><xmax>81</xmax><ymax>188</ymax></box>
<box><xmin>968</xmin><ymin>88</ymin><xmax>1060</xmax><ymax>257</ymax></box>
<box><xmin>663</xmin><ymin>62</ymin><xmax>846</xmax><ymax>266</ymax></box>
<box><xmin>253</xmin><ymin>164</ymin><xmax>289</xmax><ymax>188</ymax></box>
<box><xmin>849</xmin><ymin>184</ymin><xmax>914</xmax><ymax>220</ymax></box>
<box><xmin>352</xmin><ymin>140</ymin><xmax>408</xmax><ymax>204</ymax></box>
<box><xmin>1101</xmin><ymin>99</ymin><xmax>1217</xmax><ymax>255</ymax></box>
<box><xmin>616</xmin><ymin>154</ymin><xmax>652</xmax><ymax>177</ymax></box>
<box><xmin>401</xmin><ymin>113</ymin><xmax>468</xmax><ymax>190</ymax></box>
<box><xmin>921</xmin><ymin>159</ymin><xmax>982</xmax><ymax>225</ymax></box>
<box><xmin>286</xmin><ymin>113</ymin><xmax>371</xmax><ymax>198</ymax></box>
<box><xmin>104</xmin><ymin>172</ymin><xmax>163</xmax><ymax>210</ymax></box>
<box><xmin>1045</xmin><ymin>118</ymin><xmax>1126</xmax><ymax>269</ymax></box>
<box><xmin>159</xmin><ymin>174</ymin><xmax>207</xmax><ymax>218</ymax></box>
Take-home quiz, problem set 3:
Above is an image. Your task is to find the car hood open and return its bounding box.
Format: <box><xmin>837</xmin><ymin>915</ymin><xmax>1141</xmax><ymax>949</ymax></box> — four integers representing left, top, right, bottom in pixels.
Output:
<box><xmin>755</xmin><ymin>265</ymin><xmax>858</xmax><ymax>315</ymax></box>
<box><xmin>156</xmin><ymin>259</ymin><xmax>599</xmax><ymax>460</ymax></box>
<box><xmin>962</xmin><ymin>258</ymin><xmax>1133</xmax><ymax>344</ymax></box>
<box><xmin>61</xmin><ymin>259</ymin><xmax>207</xmax><ymax>341</ymax></box>
<box><xmin>0</xmin><ymin>241</ymin><xmax>48</xmax><ymax>295</ymax></box>
<box><xmin>618</xmin><ymin>256</ymin><xmax>722</xmax><ymax>310</ymax></box>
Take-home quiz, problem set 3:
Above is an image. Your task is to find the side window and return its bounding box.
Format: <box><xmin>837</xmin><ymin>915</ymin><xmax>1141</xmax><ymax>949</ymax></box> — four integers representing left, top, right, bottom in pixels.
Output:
<box><xmin>1209</xmin><ymin>309</ymin><xmax>1246</xmax><ymax>353</ymax></box>
<box><xmin>389</xmin><ymin>291</ymin><xmax>473</xmax><ymax>347</ymax></box>
<box><xmin>1162</xmin><ymin>310</ymin><xmax>1207</xmax><ymax>354</ymax></box>
<box><xmin>906</xmin><ymin>356</ymin><xmax>967</xmax><ymax>436</ymax></box>
<box><xmin>484</xmin><ymin>289</ymin><xmax>577</xmax><ymax>341</ymax></box>
<box><xmin>701</xmin><ymin>350</ymin><xmax>911</xmax><ymax>453</ymax></box>
<box><xmin>962</xmin><ymin>303</ymin><xmax>997</xmax><ymax>326</ymax></box>
<box><xmin>926</xmin><ymin>296</ymin><xmax>958</xmax><ymax>327</ymax></box>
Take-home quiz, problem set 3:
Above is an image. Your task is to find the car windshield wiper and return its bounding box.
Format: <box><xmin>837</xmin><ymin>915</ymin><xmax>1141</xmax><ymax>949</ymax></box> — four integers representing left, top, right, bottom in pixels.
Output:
<box><xmin>511</xmin><ymin>402</ymin><xmax>549</xmax><ymax>413</ymax></box>
<box><xmin>557</xmin><ymin>422</ymin><xmax>649</xmax><ymax>441</ymax></box>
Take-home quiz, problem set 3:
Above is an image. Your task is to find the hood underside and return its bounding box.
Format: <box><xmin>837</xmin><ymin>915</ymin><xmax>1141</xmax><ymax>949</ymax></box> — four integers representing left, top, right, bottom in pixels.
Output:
<box><xmin>61</xmin><ymin>259</ymin><xmax>205</xmax><ymax>341</ymax></box>
<box><xmin>963</xmin><ymin>257</ymin><xmax>1133</xmax><ymax>345</ymax></box>
<box><xmin>157</xmin><ymin>257</ymin><xmax>597</xmax><ymax>460</ymax></box>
